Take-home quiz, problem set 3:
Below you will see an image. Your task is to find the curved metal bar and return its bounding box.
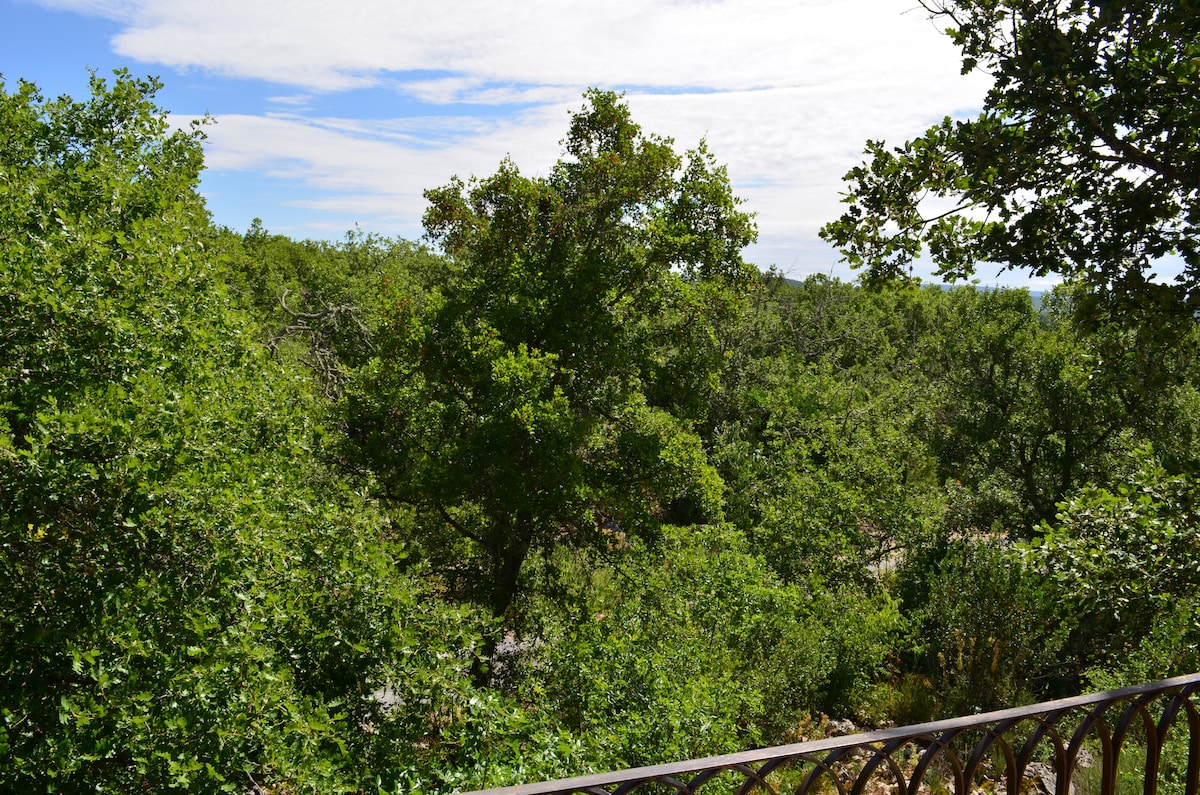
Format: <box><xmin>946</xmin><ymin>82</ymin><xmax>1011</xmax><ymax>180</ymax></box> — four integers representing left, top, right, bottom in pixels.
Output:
<box><xmin>1066</xmin><ymin>699</ymin><xmax>1109</xmax><ymax>766</ymax></box>
<box><xmin>907</xmin><ymin>728</ymin><xmax>966</xmax><ymax>795</ymax></box>
<box><xmin>1011</xmin><ymin>712</ymin><xmax>1072</xmax><ymax>795</ymax></box>
<box><xmin>1156</xmin><ymin>684</ymin><xmax>1200</xmax><ymax>755</ymax></box>
<box><xmin>614</xmin><ymin>775</ymin><xmax>693</xmax><ymax>795</ymax></box>
<box><xmin>1015</xmin><ymin>709</ymin><xmax>1069</xmax><ymax>776</ymax></box>
<box><xmin>859</xmin><ymin>739</ymin><xmax>912</xmax><ymax>795</ymax></box>
<box><xmin>1178</xmin><ymin>694</ymin><xmax>1200</xmax><ymax>795</ymax></box>
<box><xmin>684</xmin><ymin>763</ymin><xmax>739</xmax><ymax>793</ymax></box>
<box><xmin>686</xmin><ymin>764</ymin><xmax>737</xmax><ymax>792</ymax></box>
<box><xmin>848</xmin><ymin>739</ymin><xmax>917</xmax><ymax>795</ymax></box>
<box><xmin>962</xmin><ymin>718</ymin><xmax>1017</xmax><ymax>777</ymax></box>
<box><xmin>751</xmin><ymin>751</ymin><xmax>822</xmax><ymax>784</ymax></box>
<box><xmin>678</xmin><ymin>762</ymin><xmax>776</xmax><ymax>795</ymax></box>
<box><xmin>961</xmin><ymin>722</ymin><xmax>1018</xmax><ymax>795</ymax></box>
<box><xmin>847</xmin><ymin>734</ymin><xmax>921</xmax><ymax>792</ymax></box>
<box><xmin>791</xmin><ymin>748</ymin><xmax>851</xmax><ymax>795</ymax></box>
<box><xmin>1146</xmin><ymin>685</ymin><xmax>1200</xmax><ymax>795</ymax></box>
<box><xmin>722</xmin><ymin>762</ymin><xmax>778</xmax><ymax>795</ymax></box>
<box><xmin>1065</xmin><ymin>698</ymin><xmax>1117</xmax><ymax>795</ymax></box>
<box><xmin>461</xmin><ymin>673</ymin><xmax>1200</xmax><ymax>795</ymax></box>
<box><xmin>1112</xmin><ymin>692</ymin><xmax>1162</xmax><ymax>755</ymax></box>
<box><xmin>1111</xmin><ymin>693</ymin><xmax>1164</xmax><ymax>795</ymax></box>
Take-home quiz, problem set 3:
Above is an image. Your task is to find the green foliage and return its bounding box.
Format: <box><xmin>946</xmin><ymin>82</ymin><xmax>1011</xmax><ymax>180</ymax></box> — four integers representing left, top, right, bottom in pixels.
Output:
<box><xmin>900</xmin><ymin>539</ymin><xmax>1066</xmax><ymax>716</ymax></box>
<box><xmin>1032</xmin><ymin>451</ymin><xmax>1200</xmax><ymax>614</ymax></box>
<box><xmin>341</xmin><ymin>90</ymin><xmax>754</xmax><ymax>631</ymax></box>
<box><xmin>511</xmin><ymin>524</ymin><xmax>904</xmax><ymax>767</ymax></box>
<box><xmin>230</xmin><ymin>223</ymin><xmax>445</xmax><ymax>396</ymax></box>
<box><xmin>821</xmin><ymin>0</ymin><xmax>1200</xmax><ymax>324</ymax></box>
<box><xmin>0</xmin><ymin>71</ymin><xmax>494</xmax><ymax>793</ymax></box>
<box><xmin>708</xmin><ymin>276</ymin><xmax>947</xmax><ymax>586</ymax></box>
<box><xmin>729</xmin><ymin>355</ymin><xmax>939</xmax><ymax>585</ymax></box>
<box><xmin>1024</xmin><ymin>448</ymin><xmax>1200</xmax><ymax>681</ymax></box>
<box><xmin>5</xmin><ymin>68</ymin><xmax>1198</xmax><ymax>791</ymax></box>
<box><xmin>914</xmin><ymin>287</ymin><xmax>1142</xmax><ymax>530</ymax></box>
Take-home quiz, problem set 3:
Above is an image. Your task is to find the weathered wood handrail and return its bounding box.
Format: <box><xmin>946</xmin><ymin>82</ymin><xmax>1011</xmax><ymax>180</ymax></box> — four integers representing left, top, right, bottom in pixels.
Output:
<box><xmin>461</xmin><ymin>672</ymin><xmax>1200</xmax><ymax>795</ymax></box>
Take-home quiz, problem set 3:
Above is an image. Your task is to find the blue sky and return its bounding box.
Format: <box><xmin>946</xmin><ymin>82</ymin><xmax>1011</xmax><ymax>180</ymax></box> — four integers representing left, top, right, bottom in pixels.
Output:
<box><xmin>1</xmin><ymin>0</ymin><xmax>1036</xmax><ymax>284</ymax></box>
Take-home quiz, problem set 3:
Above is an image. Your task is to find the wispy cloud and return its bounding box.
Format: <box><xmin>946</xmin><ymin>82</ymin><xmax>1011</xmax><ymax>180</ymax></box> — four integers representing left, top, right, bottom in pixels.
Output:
<box><xmin>266</xmin><ymin>93</ymin><xmax>313</xmax><ymax>107</ymax></box>
<box><xmin>42</xmin><ymin>0</ymin><xmax>1001</xmax><ymax>279</ymax></box>
<box><xmin>85</xmin><ymin>0</ymin><xmax>976</xmax><ymax>98</ymax></box>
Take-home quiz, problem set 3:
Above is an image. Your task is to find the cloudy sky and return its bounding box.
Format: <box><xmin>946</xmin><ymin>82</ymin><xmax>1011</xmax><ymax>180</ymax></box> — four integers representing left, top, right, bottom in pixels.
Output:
<box><xmin>2</xmin><ymin>0</ymin><xmax>1048</xmax><ymax>285</ymax></box>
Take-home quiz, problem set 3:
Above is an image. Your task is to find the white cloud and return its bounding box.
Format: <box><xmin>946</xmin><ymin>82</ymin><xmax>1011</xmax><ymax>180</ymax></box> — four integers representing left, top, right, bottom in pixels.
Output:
<box><xmin>266</xmin><ymin>94</ymin><xmax>314</xmax><ymax>107</ymax></box>
<box><xmin>47</xmin><ymin>0</ymin><xmax>998</xmax><ymax>279</ymax></box>
<box><xmin>57</xmin><ymin>0</ymin><xmax>978</xmax><ymax>98</ymax></box>
<box><xmin>198</xmin><ymin>104</ymin><xmax>571</xmax><ymax>228</ymax></box>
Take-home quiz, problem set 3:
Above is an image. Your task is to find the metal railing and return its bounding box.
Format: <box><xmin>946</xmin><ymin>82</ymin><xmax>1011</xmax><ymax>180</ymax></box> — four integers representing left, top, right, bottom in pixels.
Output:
<box><xmin>462</xmin><ymin>673</ymin><xmax>1200</xmax><ymax>795</ymax></box>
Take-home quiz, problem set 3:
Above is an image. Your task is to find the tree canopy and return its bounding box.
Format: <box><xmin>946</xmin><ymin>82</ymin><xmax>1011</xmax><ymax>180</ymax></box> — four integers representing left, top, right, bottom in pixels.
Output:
<box><xmin>4</xmin><ymin>69</ymin><xmax>1199</xmax><ymax>794</ymax></box>
<box><xmin>0</xmin><ymin>70</ymin><xmax>497</xmax><ymax>794</ymax></box>
<box><xmin>821</xmin><ymin>0</ymin><xmax>1200</xmax><ymax>322</ymax></box>
<box><xmin>341</xmin><ymin>90</ymin><xmax>756</xmax><ymax>640</ymax></box>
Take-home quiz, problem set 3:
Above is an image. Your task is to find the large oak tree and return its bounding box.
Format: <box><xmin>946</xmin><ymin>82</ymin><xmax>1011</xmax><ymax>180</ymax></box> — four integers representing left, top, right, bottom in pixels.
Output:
<box><xmin>341</xmin><ymin>91</ymin><xmax>756</xmax><ymax>647</ymax></box>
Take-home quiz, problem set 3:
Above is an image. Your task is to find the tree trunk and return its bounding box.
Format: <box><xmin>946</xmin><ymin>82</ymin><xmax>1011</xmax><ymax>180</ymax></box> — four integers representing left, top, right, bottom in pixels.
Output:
<box><xmin>470</xmin><ymin>531</ymin><xmax>532</xmax><ymax>687</ymax></box>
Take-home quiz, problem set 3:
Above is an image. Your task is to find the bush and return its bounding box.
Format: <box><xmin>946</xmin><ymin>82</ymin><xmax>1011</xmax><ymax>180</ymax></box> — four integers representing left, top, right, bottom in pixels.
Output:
<box><xmin>507</xmin><ymin>524</ymin><xmax>904</xmax><ymax>769</ymax></box>
<box><xmin>1026</xmin><ymin>448</ymin><xmax>1200</xmax><ymax>685</ymax></box>
<box><xmin>899</xmin><ymin>539</ymin><xmax>1066</xmax><ymax>717</ymax></box>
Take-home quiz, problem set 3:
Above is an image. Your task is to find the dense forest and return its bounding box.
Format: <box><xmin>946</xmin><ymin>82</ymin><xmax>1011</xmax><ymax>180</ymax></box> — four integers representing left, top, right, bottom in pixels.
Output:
<box><xmin>3</xmin><ymin>2</ymin><xmax>1199</xmax><ymax>792</ymax></box>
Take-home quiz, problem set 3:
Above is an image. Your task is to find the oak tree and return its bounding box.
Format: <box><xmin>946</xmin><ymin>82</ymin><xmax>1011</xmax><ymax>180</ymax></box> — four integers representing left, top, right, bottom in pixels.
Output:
<box><xmin>0</xmin><ymin>71</ymin><xmax>488</xmax><ymax>793</ymax></box>
<box><xmin>822</xmin><ymin>0</ymin><xmax>1200</xmax><ymax>324</ymax></box>
<box><xmin>341</xmin><ymin>91</ymin><xmax>756</xmax><ymax>648</ymax></box>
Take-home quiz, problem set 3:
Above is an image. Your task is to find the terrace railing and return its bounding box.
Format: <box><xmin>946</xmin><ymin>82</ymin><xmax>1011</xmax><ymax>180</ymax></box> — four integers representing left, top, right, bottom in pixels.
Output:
<box><xmin>462</xmin><ymin>672</ymin><xmax>1200</xmax><ymax>795</ymax></box>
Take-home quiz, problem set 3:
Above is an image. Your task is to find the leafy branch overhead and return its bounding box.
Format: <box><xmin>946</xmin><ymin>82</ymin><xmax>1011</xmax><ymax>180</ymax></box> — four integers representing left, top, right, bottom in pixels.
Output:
<box><xmin>821</xmin><ymin>0</ymin><xmax>1200</xmax><ymax>319</ymax></box>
